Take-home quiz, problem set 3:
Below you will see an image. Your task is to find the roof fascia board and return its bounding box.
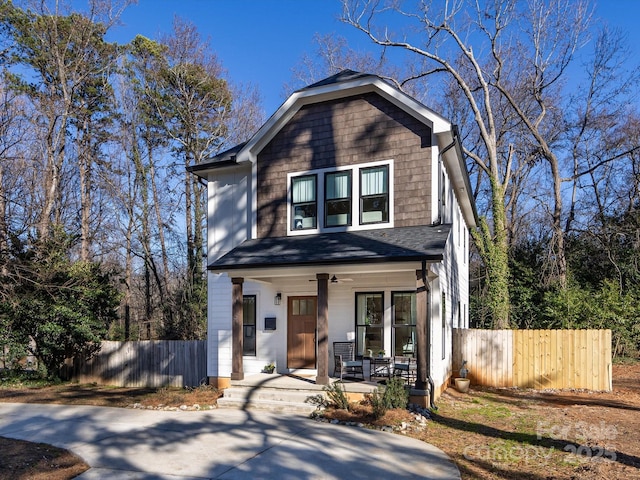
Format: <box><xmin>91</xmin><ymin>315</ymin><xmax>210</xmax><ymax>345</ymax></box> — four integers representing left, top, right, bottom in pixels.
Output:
<box><xmin>437</xmin><ymin>129</ymin><xmax>478</xmax><ymax>228</ymax></box>
<box><xmin>189</xmin><ymin>160</ymin><xmax>249</xmax><ymax>180</ymax></box>
<box><xmin>187</xmin><ymin>159</ymin><xmax>240</xmax><ymax>179</ymax></box>
<box><xmin>210</xmin><ymin>260</ymin><xmax>439</xmax><ymax>279</ymax></box>
<box><xmin>208</xmin><ymin>252</ymin><xmax>444</xmax><ymax>273</ymax></box>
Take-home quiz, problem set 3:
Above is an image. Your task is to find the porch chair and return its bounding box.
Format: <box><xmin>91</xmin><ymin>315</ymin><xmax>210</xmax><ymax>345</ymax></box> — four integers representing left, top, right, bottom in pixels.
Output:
<box><xmin>333</xmin><ymin>342</ymin><xmax>364</xmax><ymax>381</ymax></box>
<box><xmin>393</xmin><ymin>356</ymin><xmax>417</xmax><ymax>386</ymax></box>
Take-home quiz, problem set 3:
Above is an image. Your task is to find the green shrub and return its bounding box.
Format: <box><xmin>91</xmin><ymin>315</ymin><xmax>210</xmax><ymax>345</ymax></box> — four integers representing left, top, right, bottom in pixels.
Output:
<box><xmin>1</xmin><ymin>228</ymin><xmax>120</xmax><ymax>379</ymax></box>
<box><xmin>368</xmin><ymin>388</ymin><xmax>387</xmax><ymax>419</ymax></box>
<box><xmin>383</xmin><ymin>376</ymin><xmax>409</xmax><ymax>409</ymax></box>
<box><xmin>323</xmin><ymin>381</ymin><xmax>349</xmax><ymax>410</ymax></box>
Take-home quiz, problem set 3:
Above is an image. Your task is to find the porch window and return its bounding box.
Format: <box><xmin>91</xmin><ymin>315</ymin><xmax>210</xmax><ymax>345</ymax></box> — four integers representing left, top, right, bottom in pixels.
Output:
<box><xmin>392</xmin><ymin>292</ymin><xmax>416</xmax><ymax>358</ymax></box>
<box><xmin>243</xmin><ymin>295</ymin><xmax>256</xmax><ymax>356</ymax></box>
<box><xmin>325</xmin><ymin>171</ymin><xmax>351</xmax><ymax>227</ymax></box>
<box><xmin>360</xmin><ymin>165</ymin><xmax>389</xmax><ymax>224</ymax></box>
<box><xmin>355</xmin><ymin>292</ymin><xmax>384</xmax><ymax>357</ymax></box>
<box><xmin>291</xmin><ymin>175</ymin><xmax>317</xmax><ymax>230</ymax></box>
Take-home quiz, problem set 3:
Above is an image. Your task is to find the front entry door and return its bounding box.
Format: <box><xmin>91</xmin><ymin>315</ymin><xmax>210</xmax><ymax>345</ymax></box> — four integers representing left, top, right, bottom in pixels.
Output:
<box><xmin>287</xmin><ymin>296</ymin><xmax>317</xmax><ymax>369</ymax></box>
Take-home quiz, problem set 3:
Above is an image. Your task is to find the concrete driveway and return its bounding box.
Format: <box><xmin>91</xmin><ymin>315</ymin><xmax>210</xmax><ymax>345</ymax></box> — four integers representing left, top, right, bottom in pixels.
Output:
<box><xmin>0</xmin><ymin>402</ymin><xmax>460</xmax><ymax>479</ymax></box>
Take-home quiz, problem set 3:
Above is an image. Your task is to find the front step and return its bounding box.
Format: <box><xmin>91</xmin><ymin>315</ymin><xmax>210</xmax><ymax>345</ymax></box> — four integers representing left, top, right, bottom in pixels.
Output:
<box><xmin>217</xmin><ymin>386</ymin><xmax>323</xmax><ymax>414</ymax></box>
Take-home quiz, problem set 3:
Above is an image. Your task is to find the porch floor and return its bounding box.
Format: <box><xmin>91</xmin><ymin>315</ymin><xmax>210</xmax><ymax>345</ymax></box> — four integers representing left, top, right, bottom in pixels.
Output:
<box><xmin>230</xmin><ymin>373</ymin><xmax>382</xmax><ymax>394</ymax></box>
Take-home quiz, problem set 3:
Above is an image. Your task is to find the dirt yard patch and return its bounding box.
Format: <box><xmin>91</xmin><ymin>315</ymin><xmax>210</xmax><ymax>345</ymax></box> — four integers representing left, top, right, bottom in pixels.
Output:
<box><xmin>0</xmin><ymin>437</ymin><xmax>88</xmax><ymax>480</ymax></box>
<box><xmin>1</xmin><ymin>364</ymin><xmax>639</xmax><ymax>480</ymax></box>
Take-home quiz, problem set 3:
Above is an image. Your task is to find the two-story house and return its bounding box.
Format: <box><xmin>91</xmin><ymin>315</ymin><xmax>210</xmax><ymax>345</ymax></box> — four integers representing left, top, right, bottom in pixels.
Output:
<box><xmin>188</xmin><ymin>70</ymin><xmax>477</xmax><ymax>402</ymax></box>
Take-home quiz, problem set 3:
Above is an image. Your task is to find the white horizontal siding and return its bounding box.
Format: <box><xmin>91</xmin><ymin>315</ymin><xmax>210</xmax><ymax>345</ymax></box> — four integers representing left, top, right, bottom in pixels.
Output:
<box><xmin>207</xmin><ymin>273</ymin><xmax>231</xmax><ymax>377</ymax></box>
<box><xmin>207</xmin><ymin>167</ymin><xmax>251</xmax><ymax>262</ymax></box>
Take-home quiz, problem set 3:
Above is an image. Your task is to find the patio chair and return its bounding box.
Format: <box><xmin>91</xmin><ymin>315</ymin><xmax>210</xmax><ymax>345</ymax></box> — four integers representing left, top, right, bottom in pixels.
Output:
<box><xmin>333</xmin><ymin>342</ymin><xmax>364</xmax><ymax>381</ymax></box>
<box><xmin>393</xmin><ymin>356</ymin><xmax>417</xmax><ymax>385</ymax></box>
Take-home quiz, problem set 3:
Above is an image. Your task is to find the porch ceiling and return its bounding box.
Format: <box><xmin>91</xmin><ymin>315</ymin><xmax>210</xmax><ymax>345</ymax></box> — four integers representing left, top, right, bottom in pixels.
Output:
<box><xmin>208</xmin><ymin>224</ymin><xmax>451</xmax><ymax>279</ymax></box>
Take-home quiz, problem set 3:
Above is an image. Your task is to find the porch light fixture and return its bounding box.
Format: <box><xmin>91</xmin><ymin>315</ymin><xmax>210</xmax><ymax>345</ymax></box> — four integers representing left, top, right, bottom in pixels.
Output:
<box><xmin>331</xmin><ymin>275</ymin><xmax>338</xmax><ymax>283</ymax></box>
<box><xmin>274</xmin><ymin>292</ymin><xmax>282</xmax><ymax>305</ymax></box>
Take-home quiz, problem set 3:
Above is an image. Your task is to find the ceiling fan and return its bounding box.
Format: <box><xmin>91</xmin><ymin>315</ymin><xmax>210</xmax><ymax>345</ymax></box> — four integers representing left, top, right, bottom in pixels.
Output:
<box><xmin>308</xmin><ymin>275</ymin><xmax>353</xmax><ymax>283</ymax></box>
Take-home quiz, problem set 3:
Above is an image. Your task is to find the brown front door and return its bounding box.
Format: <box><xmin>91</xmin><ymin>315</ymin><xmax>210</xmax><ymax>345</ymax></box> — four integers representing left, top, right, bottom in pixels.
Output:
<box><xmin>287</xmin><ymin>296</ymin><xmax>317</xmax><ymax>369</ymax></box>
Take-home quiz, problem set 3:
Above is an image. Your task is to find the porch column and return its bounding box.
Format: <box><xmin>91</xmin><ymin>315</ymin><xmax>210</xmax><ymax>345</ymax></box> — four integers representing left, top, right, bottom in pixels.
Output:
<box><xmin>316</xmin><ymin>273</ymin><xmax>330</xmax><ymax>385</ymax></box>
<box><xmin>415</xmin><ymin>269</ymin><xmax>429</xmax><ymax>390</ymax></box>
<box><xmin>231</xmin><ymin>277</ymin><xmax>244</xmax><ymax>381</ymax></box>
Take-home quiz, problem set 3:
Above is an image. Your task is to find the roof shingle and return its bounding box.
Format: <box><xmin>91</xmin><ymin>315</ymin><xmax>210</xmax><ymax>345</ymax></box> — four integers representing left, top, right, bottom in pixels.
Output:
<box><xmin>208</xmin><ymin>224</ymin><xmax>452</xmax><ymax>271</ymax></box>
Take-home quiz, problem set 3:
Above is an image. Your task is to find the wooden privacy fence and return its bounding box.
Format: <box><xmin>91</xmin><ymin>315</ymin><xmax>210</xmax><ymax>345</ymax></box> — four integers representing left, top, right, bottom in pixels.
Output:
<box><xmin>452</xmin><ymin>329</ymin><xmax>612</xmax><ymax>391</ymax></box>
<box><xmin>71</xmin><ymin>340</ymin><xmax>207</xmax><ymax>388</ymax></box>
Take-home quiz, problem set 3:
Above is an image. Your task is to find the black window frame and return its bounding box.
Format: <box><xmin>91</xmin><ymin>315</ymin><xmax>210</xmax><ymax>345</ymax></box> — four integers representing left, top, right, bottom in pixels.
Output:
<box><xmin>291</xmin><ymin>174</ymin><xmax>317</xmax><ymax>230</ymax></box>
<box><xmin>243</xmin><ymin>295</ymin><xmax>257</xmax><ymax>356</ymax></box>
<box><xmin>359</xmin><ymin>165</ymin><xmax>389</xmax><ymax>225</ymax></box>
<box><xmin>355</xmin><ymin>291</ymin><xmax>384</xmax><ymax>358</ymax></box>
<box><xmin>391</xmin><ymin>291</ymin><xmax>417</xmax><ymax>358</ymax></box>
<box><xmin>324</xmin><ymin>170</ymin><xmax>352</xmax><ymax>227</ymax></box>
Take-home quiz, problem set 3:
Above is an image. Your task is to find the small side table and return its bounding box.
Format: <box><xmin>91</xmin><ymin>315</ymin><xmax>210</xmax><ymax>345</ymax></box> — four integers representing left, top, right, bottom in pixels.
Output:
<box><xmin>369</xmin><ymin>357</ymin><xmax>391</xmax><ymax>380</ymax></box>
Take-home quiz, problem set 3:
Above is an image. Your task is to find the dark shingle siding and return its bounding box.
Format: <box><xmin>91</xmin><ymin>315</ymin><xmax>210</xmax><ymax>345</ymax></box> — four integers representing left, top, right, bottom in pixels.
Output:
<box><xmin>256</xmin><ymin>93</ymin><xmax>433</xmax><ymax>238</ymax></box>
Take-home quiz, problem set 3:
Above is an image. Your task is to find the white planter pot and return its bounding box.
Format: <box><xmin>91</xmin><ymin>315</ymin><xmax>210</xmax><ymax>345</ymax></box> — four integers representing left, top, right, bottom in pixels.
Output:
<box><xmin>454</xmin><ymin>377</ymin><xmax>470</xmax><ymax>393</ymax></box>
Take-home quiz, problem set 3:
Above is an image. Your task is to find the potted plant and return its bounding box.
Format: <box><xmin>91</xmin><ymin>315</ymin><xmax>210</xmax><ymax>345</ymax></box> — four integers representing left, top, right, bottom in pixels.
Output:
<box><xmin>263</xmin><ymin>362</ymin><xmax>275</xmax><ymax>374</ymax></box>
<box><xmin>454</xmin><ymin>360</ymin><xmax>470</xmax><ymax>393</ymax></box>
<box><xmin>377</xmin><ymin>349</ymin><xmax>385</xmax><ymax>358</ymax></box>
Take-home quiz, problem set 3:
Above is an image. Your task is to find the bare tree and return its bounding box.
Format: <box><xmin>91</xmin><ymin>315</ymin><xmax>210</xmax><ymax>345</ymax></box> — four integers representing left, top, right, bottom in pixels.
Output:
<box><xmin>120</xmin><ymin>19</ymin><xmax>233</xmax><ymax>339</ymax></box>
<box><xmin>0</xmin><ymin>0</ymin><xmax>129</xmax><ymax>242</ymax></box>
<box><xmin>0</xmin><ymin>82</ymin><xmax>28</xmax><ymax>277</ymax></box>
<box><xmin>342</xmin><ymin>0</ymin><xmax>520</xmax><ymax>327</ymax></box>
<box><xmin>339</xmin><ymin>0</ymin><xmax>640</xmax><ymax>323</ymax></box>
<box><xmin>285</xmin><ymin>33</ymin><xmax>415</xmax><ymax>97</ymax></box>
<box><xmin>222</xmin><ymin>81</ymin><xmax>266</xmax><ymax>149</ymax></box>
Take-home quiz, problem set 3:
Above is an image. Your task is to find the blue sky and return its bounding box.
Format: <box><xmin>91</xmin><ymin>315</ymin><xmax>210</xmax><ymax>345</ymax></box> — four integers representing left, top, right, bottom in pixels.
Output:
<box><xmin>109</xmin><ymin>0</ymin><xmax>640</xmax><ymax>115</ymax></box>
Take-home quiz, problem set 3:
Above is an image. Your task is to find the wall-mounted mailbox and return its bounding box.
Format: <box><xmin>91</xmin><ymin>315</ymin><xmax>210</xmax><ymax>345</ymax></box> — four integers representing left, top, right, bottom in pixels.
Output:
<box><xmin>264</xmin><ymin>317</ymin><xmax>276</xmax><ymax>331</ymax></box>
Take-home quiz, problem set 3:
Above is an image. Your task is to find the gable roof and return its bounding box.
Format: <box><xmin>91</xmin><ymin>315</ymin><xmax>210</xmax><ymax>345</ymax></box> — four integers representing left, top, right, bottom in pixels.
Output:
<box><xmin>241</xmin><ymin>69</ymin><xmax>453</xmax><ymax>159</ymax></box>
<box><xmin>189</xmin><ymin>70</ymin><xmax>478</xmax><ymax>228</ymax></box>
<box><xmin>298</xmin><ymin>69</ymin><xmax>378</xmax><ymax>90</ymax></box>
<box><xmin>208</xmin><ymin>224</ymin><xmax>452</xmax><ymax>272</ymax></box>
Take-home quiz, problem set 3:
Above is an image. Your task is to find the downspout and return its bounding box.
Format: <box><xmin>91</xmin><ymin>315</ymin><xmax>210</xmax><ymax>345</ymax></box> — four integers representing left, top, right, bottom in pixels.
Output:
<box><xmin>422</xmin><ymin>260</ymin><xmax>437</xmax><ymax>410</ymax></box>
<box><xmin>439</xmin><ymin>133</ymin><xmax>458</xmax><ymax>156</ymax></box>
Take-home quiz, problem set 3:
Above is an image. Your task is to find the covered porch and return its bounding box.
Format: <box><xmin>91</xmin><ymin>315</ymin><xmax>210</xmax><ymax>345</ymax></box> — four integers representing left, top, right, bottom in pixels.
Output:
<box><xmin>209</xmin><ymin>225</ymin><xmax>450</xmax><ymax>402</ymax></box>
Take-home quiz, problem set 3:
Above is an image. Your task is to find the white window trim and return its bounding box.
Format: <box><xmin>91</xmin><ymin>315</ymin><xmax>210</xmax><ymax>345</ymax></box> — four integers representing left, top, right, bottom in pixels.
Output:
<box><xmin>286</xmin><ymin>159</ymin><xmax>394</xmax><ymax>236</ymax></box>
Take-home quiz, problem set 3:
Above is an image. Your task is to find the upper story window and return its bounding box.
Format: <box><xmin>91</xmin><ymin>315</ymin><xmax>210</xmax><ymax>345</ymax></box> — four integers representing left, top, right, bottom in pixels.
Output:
<box><xmin>288</xmin><ymin>160</ymin><xmax>393</xmax><ymax>235</ymax></box>
<box><xmin>325</xmin><ymin>171</ymin><xmax>352</xmax><ymax>227</ymax></box>
<box><xmin>291</xmin><ymin>175</ymin><xmax>317</xmax><ymax>230</ymax></box>
<box><xmin>360</xmin><ymin>165</ymin><xmax>389</xmax><ymax>224</ymax></box>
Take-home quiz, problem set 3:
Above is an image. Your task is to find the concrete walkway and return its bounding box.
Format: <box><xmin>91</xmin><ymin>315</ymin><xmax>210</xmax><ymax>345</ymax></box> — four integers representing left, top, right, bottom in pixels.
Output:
<box><xmin>0</xmin><ymin>402</ymin><xmax>460</xmax><ymax>479</ymax></box>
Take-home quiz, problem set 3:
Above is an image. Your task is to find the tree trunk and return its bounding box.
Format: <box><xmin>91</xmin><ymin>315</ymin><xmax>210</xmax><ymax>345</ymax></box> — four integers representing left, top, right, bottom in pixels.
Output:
<box><xmin>0</xmin><ymin>164</ymin><xmax>6</xmax><ymax>276</ymax></box>
<box><xmin>473</xmin><ymin>178</ymin><xmax>510</xmax><ymax>329</ymax></box>
<box><xmin>79</xmin><ymin>116</ymin><xmax>91</xmax><ymax>262</ymax></box>
<box><xmin>148</xmin><ymin>145</ymin><xmax>171</xmax><ymax>295</ymax></box>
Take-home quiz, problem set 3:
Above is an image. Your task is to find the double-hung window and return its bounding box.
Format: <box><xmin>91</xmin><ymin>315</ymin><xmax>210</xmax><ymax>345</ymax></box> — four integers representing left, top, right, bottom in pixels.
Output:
<box><xmin>355</xmin><ymin>292</ymin><xmax>384</xmax><ymax>357</ymax></box>
<box><xmin>360</xmin><ymin>165</ymin><xmax>389</xmax><ymax>224</ymax></box>
<box><xmin>392</xmin><ymin>292</ymin><xmax>416</xmax><ymax>358</ymax></box>
<box><xmin>291</xmin><ymin>175</ymin><xmax>317</xmax><ymax>230</ymax></box>
<box><xmin>325</xmin><ymin>171</ymin><xmax>351</xmax><ymax>227</ymax></box>
<box><xmin>289</xmin><ymin>161</ymin><xmax>392</xmax><ymax>234</ymax></box>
